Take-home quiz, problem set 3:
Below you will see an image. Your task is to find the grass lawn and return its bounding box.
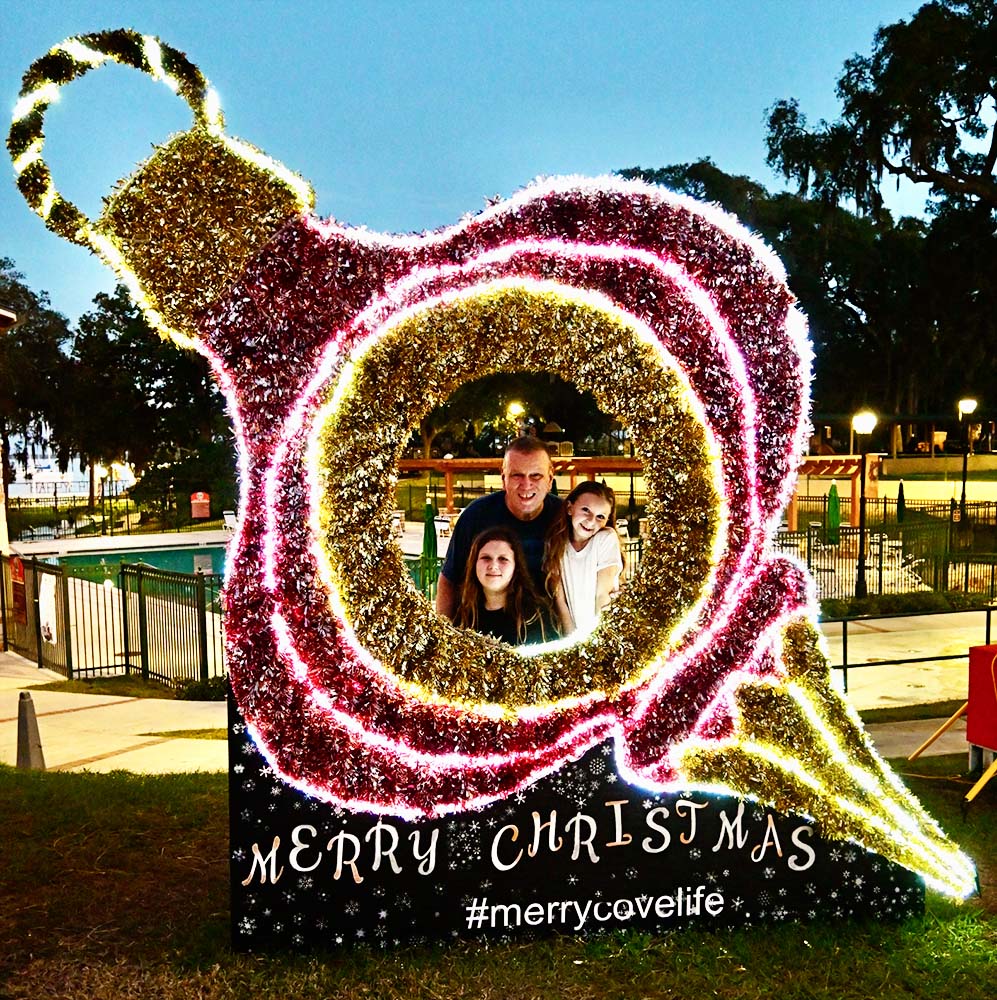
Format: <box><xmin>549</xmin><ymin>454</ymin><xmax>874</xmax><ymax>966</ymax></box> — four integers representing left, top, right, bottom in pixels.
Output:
<box><xmin>859</xmin><ymin>699</ymin><xmax>968</xmax><ymax>725</ymax></box>
<box><xmin>1</xmin><ymin>754</ymin><xmax>995</xmax><ymax>999</ymax></box>
<box><xmin>26</xmin><ymin>675</ymin><xmax>178</xmax><ymax>699</ymax></box>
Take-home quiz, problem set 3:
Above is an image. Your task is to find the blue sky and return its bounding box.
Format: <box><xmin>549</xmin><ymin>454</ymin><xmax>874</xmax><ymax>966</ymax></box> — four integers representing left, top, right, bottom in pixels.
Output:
<box><xmin>2</xmin><ymin>0</ymin><xmax>924</xmax><ymax>324</ymax></box>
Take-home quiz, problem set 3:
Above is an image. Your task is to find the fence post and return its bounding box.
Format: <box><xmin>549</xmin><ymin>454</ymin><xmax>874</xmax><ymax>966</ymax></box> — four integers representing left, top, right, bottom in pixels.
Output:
<box><xmin>137</xmin><ymin>565</ymin><xmax>150</xmax><ymax>682</ymax></box>
<box><xmin>841</xmin><ymin>620</ymin><xmax>849</xmax><ymax>694</ymax></box>
<box><xmin>60</xmin><ymin>568</ymin><xmax>73</xmax><ymax>681</ymax></box>
<box><xmin>120</xmin><ymin>567</ymin><xmax>132</xmax><ymax>675</ymax></box>
<box><xmin>31</xmin><ymin>558</ymin><xmax>43</xmax><ymax>670</ymax></box>
<box><xmin>877</xmin><ymin>537</ymin><xmax>884</xmax><ymax>596</ymax></box>
<box><xmin>1</xmin><ymin>555</ymin><xmax>8</xmax><ymax>653</ymax></box>
<box><xmin>195</xmin><ymin>570</ymin><xmax>209</xmax><ymax>680</ymax></box>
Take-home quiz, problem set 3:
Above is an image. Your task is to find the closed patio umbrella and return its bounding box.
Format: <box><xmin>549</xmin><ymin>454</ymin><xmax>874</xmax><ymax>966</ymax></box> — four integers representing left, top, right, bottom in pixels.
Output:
<box><xmin>420</xmin><ymin>501</ymin><xmax>439</xmax><ymax>596</ymax></box>
<box><xmin>826</xmin><ymin>481</ymin><xmax>841</xmax><ymax>545</ymax></box>
<box><xmin>896</xmin><ymin>480</ymin><xmax>906</xmax><ymax>525</ymax></box>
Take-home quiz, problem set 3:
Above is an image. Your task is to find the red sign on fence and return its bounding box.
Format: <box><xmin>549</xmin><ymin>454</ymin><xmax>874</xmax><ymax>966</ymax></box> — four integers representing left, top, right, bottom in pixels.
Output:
<box><xmin>10</xmin><ymin>556</ymin><xmax>27</xmax><ymax>625</ymax></box>
<box><xmin>967</xmin><ymin>644</ymin><xmax>997</xmax><ymax>753</ymax></box>
<box><xmin>190</xmin><ymin>491</ymin><xmax>211</xmax><ymax>519</ymax></box>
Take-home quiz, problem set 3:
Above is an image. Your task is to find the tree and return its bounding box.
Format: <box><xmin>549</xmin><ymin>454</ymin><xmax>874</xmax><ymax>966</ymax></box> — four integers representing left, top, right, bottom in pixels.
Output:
<box><xmin>622</xmin><ymin>158</ymin><xmax>997</xmax><ymax>422</ymax></box>
<box><xmin>761</xmin><ymin>0</ymin><xmax>997</xmax><ymax>420</ymax></box>
<box><xmin>765</xmin><ymin>0</ymin><xmax>997</xmax><ymax>216</ymax></box>
<box><xmin>66</xmin><ymin>286</ymin><xmax>230</xmax><ymax>507</ymax></box>
<box><xmin>0</xmin><ymin>258</ymin><xmax>72</xmax><ymax>499</ymax></box>
<box><xmin>418</xmin><ymin>373</ymin><xmax>612</xmax><ymax>457</ymax></box>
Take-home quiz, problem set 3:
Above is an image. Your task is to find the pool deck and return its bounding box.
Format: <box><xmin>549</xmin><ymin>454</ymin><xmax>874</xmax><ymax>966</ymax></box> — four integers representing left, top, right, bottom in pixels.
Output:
<box><xmin>10</xmin><ymin>529</ymin><xmax>233</xmax><ymax>559</ymax></box>
<box><xmin>11</xmin><ymin>523</ymin><xmax>449</xmax><ymax>561</ymax></box>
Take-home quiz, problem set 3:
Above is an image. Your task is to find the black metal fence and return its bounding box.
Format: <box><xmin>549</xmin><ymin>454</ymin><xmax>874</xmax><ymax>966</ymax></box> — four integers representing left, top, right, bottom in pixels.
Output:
<box><xmin>772</xmin><ymin>517</ymin><xmax>997</xmax><ymax>601</ymax></box>
<box><xmin>4</xmin><ymin>506</ymin><xmax>994</xmax><ymax>687</ymax></box>
<box><xmin>119</xmin><ymin>565</ymin><xmax>224</xmax><ymax>686</ymax></box>
<box><xmin>1</xmin><ymin>555</ymin><xmax>224</xmax><ymax>689</ymax></box>
<box><xmin>0</xmin><ymin>555</ymin><xmax>71</xmax><ymax>675</ymax></box>
<box><xmin>793</xmin><ymin>495</ymin><xmax>997</xmax><ymax>532</ymax></box>
<box><xmin>6</xmin><ymin>492</ymin><xmax>225</xmax><ymax>542</ymax></box>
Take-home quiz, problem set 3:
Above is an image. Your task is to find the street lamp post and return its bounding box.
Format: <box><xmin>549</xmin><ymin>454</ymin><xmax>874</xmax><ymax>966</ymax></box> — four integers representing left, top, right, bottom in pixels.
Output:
<box><xmin>852</xmin><ymin>410</ymin><xmax>877</xmax><ymax>600</ymax></box>
<box><xmin>958</xmin><ymin>398</ymin><xmax>977</xmax><ymax>521</ymax></box>
<box><xmin>627</xmin><ymin>439</ymin><xmax>637</xmax><ymax>535</ymax></box>
<box><xmin>506</xmin><ymin>401</ymin><xmax>525</xmax><ymax>448</ymax></box>
<box><xmin>1</xmin><ymin>308</ymin><xmax>20</xmax><ymax>557</ymax></box>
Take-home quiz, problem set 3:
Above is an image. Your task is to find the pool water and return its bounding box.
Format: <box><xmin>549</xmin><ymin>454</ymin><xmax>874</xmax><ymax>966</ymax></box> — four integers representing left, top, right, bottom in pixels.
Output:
<box><xmin>54</xmin><ymin>545</ymin><xmax>227</xmax><ymax>578</ymax></box>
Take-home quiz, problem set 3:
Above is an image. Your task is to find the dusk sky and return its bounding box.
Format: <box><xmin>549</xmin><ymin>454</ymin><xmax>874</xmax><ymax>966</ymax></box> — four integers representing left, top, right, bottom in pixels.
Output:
<box><xmin>2</xmin><ymin>0</ymin><xmax>925</xmax><ymax>323</ymax></box>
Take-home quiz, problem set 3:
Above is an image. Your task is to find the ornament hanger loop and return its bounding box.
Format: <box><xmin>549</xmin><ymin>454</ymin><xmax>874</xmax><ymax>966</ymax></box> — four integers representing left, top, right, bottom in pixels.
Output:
<box><xmin>7</xmin><ymin>29</ymin><xmax>222</xmax><ymax>248</ymax></box>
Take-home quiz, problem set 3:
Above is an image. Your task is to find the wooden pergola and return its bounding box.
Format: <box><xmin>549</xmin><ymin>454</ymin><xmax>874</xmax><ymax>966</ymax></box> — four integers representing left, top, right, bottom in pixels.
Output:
<box><xmin>398</xmin><ymin>457</ymin><xmax>641</xmax><ymax>514</ymax></box>
<box><xmin>400</xmin><ymin>453</ymin><xmax>884</xmax><ymax>526</ymax></box>
<box><xmin>787</xmin><ymin>455</ymin><xmax>883</xmax><ymax>530</ymax></box>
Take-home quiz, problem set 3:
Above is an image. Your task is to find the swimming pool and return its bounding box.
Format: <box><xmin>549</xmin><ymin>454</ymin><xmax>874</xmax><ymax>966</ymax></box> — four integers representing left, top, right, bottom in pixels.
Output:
<box><xmin>53</xmin><ymin>545</ymin><xmax>227</xmax><ymax>578</ymax></box>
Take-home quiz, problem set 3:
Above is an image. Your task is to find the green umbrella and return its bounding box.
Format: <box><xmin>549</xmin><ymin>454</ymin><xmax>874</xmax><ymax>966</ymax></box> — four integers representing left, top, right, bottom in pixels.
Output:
<box><xmin>420</xmin><ymin>501</ymin><xmax>439</xmax><ymax>596</ymax></box>
<box><xmin>896</xmin><ymin>479</ymin><xmax>906</xmax><ymax>525</ymax></box>
<box><xmin>826</xmin><ymin>481</ymin><xmax>841</xmax><ymax>545</ymax></box>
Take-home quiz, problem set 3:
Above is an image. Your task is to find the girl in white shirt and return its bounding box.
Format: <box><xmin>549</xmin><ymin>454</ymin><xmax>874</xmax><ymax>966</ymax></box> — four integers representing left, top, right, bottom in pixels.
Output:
<box><xmin>543</xmin><ymin>482</ymin><xmax>624</xmax><ymax>638</ymax></box>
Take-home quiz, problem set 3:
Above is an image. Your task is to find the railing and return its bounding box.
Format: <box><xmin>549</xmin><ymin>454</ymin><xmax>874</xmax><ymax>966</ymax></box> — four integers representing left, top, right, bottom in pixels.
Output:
<box><xmin>119</xmin><ymin>564</ymin><xmax>224</xmax><ymax>687</ymax></box>
<box><xmin>793</xmin><ymin>495</ymin><xmax>997</xmax><ymax>530</ymax></box>
<box><xmin>1</xmin><ymin>555</ymin><xmax>224</xmax><ymax>689</ymax></box>
<box><xmin>6</xmin><ymin>494</ymin><xmax>226</xmax><ymax>542</ymax></box>
<box><xmin>770</xmin><ymin>522</ymin><xmax>997</xmax><ymax>601</ymax></box>
<box><xmin>822</xmin><ymin>605</ymin><xmax>995</xmax><ymax>694</ymax></box>
<box><xmin>0</xmin><ymin>555</ymin><xmax>71</xmax><ymax>676</ymax></box>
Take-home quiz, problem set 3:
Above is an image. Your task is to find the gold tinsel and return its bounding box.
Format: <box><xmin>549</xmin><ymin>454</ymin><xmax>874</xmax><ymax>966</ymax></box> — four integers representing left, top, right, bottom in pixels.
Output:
<box><xmin>677</xmin><ymin>619</ymin><xmax>973</xmax><ymax>893</ymax></box>
<box><xmin>97</xmin><ymin>127</ymin><xmax>311</xmax><ymax>342</ymax></box>
<box><xmin>316</xmin><ymin>286</ymin><xmax>721</xmax><ymax>709</ymax></box>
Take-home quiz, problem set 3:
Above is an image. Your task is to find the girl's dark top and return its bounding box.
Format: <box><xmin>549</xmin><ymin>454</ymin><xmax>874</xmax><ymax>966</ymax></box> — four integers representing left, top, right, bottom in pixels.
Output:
<box><xmin>474</xmin><ymin>604</ymin><xmax>557</xmax><ymax>646</ymax></box>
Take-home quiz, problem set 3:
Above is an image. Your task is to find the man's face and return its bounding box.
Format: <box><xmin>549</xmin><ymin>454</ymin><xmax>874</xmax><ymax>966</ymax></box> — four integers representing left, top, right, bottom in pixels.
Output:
<box><xmin>502</xmin><ymin>449</ymin><xmax>553</xmax><ymax>521</ymax></box>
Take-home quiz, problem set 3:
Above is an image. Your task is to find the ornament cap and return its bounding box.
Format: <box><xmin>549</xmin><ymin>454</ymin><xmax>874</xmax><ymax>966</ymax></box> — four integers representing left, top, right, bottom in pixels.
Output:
<box><xmin>96</xmin><ymin>126</ymin><xmax>313</xmax><ymax>341</ymax></box>
<box><xmin>8</xmin><ymin>29</ymin><xmax>315</xmax><ymax>344</ymax></box>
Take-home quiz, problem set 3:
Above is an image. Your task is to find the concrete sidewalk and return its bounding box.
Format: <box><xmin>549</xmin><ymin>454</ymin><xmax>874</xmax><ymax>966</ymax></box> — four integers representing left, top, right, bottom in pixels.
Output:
<box><xmin>0</xmin><ymin>651</ymin><xmax>226</xmax><ymax>774</ymax></box>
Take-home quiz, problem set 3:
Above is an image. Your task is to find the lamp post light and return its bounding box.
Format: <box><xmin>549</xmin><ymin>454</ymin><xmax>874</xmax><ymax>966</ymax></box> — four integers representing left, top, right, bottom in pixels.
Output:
<box><xmin>95</xmin><ymin>464</ymin><xmax>109</xmax><ymax>535</ymax></box>
<box><xmin>506</xmin><ymin>400</ymin><xmax>525</xmax><ymax>449</ymax></box>
<box><xmin>958</xmin><ymin>398</ymin><xmax>977</xmax><ymax>521</ymax></box>
<box><xmin>852</xmin><ymin>409</ymin><xmax>877</xmax><ymax>600</ymax></box>
<box><xmin>1</xmin><ymin>307</ymin><xmax>19</xmax><ymax>557</ymax></box>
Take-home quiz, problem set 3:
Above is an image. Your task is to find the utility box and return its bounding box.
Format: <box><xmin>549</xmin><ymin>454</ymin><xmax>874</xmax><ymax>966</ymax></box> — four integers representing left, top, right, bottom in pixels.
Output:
<box><xmin>190</xmin><ymin>491</ymin><xmax>211</xmax><ymax>519</ymax></box>
<box><xmin>967</xmin><ymin>644</ymin><xmax>997</xmax><ymax>753</ymax></box>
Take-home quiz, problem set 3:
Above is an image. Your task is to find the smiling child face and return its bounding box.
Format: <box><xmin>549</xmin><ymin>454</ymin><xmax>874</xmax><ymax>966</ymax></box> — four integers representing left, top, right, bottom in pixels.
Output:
<box><xmin>567</xmin><ymin>494</ymin><xmax>612</xmax><ymax>547</ymax></box>
<box><xmin>475</xmin><ymin>539</ymin><xmax>516</xmax><ymax>601</ymax></box>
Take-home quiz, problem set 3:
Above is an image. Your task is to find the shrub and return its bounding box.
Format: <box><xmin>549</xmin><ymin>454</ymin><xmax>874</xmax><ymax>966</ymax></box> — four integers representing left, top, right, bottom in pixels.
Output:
<box><xmin>176</xmin><ymin>675</ymin><xmax>228</xmax><ymax>701</ymax></box>
<box><xmin>820</xmin><ymin>590</ymin><xmax>994</xmax><ymax>619</ymax></box>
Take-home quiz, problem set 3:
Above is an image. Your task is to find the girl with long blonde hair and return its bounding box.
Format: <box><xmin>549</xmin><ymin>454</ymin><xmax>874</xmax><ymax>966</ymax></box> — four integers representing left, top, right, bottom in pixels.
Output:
<box><xmin>543</xmin><ymin>481</ymin><xmax>624</xmax><ymax>637</ymax></box>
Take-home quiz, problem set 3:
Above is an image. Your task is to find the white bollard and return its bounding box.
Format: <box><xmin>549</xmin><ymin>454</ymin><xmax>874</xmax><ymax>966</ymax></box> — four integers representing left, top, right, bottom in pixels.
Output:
<box><xmin>16</xmin><ymin>691</ymin><xmax>46</xmax><ymax>770</ymax></box>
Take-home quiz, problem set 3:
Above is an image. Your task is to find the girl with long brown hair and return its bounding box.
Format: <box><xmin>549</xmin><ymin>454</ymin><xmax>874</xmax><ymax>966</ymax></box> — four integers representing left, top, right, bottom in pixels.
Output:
<box><xmin>455</xmin><ymin>526</ymin><xmax>556</xmax><ymax>646</ymax></box>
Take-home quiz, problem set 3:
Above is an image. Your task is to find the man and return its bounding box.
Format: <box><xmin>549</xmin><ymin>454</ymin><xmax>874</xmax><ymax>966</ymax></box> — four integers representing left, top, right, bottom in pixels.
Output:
<box><xmin>436</xmin><ymin>437</ymin><xmax>561</xmax><ymax>620</ymax></box>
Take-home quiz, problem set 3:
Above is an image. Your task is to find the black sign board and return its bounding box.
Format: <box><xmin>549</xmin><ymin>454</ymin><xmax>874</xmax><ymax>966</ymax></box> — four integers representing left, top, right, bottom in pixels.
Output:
<box><xmin>229</xmin><ymin>700</ymin><xmax>923</xmax><ymax>951</ymax></box>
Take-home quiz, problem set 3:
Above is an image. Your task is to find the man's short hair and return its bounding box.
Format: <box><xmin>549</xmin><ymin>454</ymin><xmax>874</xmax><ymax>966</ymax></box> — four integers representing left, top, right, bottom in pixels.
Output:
<box><xmin>502</xmin><ymin>436</ymin><xmax>554</xmax><ymax>474</ymax></box>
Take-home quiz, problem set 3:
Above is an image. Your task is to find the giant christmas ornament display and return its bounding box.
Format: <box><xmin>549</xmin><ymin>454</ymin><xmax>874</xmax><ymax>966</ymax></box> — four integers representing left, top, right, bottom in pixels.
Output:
<box><xmin>9</xmin><ymin>31</ymin><xmax>975</xmax><ymax>948</ymax></box>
